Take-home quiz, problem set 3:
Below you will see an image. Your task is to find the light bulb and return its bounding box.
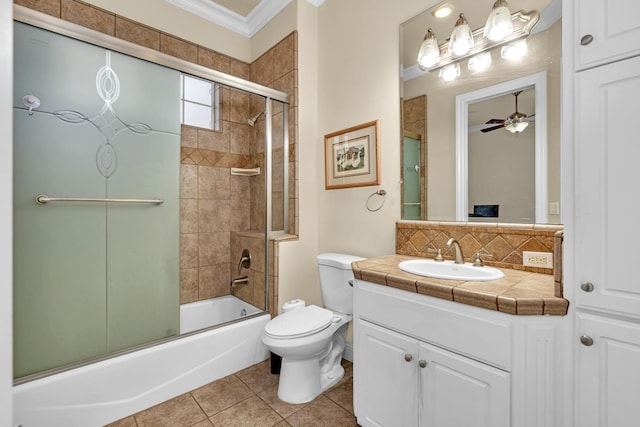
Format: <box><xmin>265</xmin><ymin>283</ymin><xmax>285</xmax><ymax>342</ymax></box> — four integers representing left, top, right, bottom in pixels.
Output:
<box><xmin>449</xmin><ymin>14</ymin><xmax>474</xmax><ymax>56</ymax></box>
<box><xmin>505</xmin><ymin>120</ymin><xmax>528</xmax><ymax>133</ymax></box>
<box><xmin>484</xmin><ymin>0</ymin><xmax>513</xmax><ymax>42</ymax></box>
<box><xmin>501</xmin><ymin>39</ymin><xmax>528</xmax><ymax>60</ymax></box>
<box><xmin>417</xmin><ymin>29</ymin><xmax>441</xmax><ymax>68</ymax></box>
<box><xmin>468</xmin><ymin>52</ymin><xmax>492</xmax><ymax>72</ymax></box>
<box><xmin>439</xmin><ymin>63</ymin><xmax>460</xmax><ymax>81</ymax></box>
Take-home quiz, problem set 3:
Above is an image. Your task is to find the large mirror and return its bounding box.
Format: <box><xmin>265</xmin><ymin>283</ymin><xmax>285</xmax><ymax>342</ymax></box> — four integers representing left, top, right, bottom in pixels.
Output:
<box><xmin>400</xmin><ymin>0</ymin><xmax>561</xmax><ymax>223</ymax></box>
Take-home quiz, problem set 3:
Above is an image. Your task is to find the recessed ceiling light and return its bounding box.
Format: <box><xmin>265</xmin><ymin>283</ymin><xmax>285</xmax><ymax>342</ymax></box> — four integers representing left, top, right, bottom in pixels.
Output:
<box><xmin>431</xmin><ymin>3</ymin><xmax>454</xmax><ymax>19</ymax></box>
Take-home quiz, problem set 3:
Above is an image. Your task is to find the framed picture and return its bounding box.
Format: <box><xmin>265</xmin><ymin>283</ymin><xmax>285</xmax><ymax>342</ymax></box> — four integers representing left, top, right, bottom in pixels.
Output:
<box><xmin>324</xmin><ymin>120</ymin><xmax>381</xmax><ymax>190</ymax></box>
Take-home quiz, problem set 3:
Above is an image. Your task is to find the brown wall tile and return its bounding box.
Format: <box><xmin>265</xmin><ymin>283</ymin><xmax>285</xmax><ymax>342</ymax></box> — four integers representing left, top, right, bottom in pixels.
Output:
<box><xmin>61</xmin><ymin>0</ymin><xmax>115</xmax><ymax>36</ymax></box>
<box><xmin>115</xmin><ymin>17</ymin><xmax>160</xmax><ymax>51</ymax></box>
<box><xmin>15</xmin><ymin>0</ymin><xmax>61</xmax><ymax>17</ymax></box>
<box><xmin>160</xmin><ymin>33</ymin><xmax>197</xmax><ymax>63</ymax></box>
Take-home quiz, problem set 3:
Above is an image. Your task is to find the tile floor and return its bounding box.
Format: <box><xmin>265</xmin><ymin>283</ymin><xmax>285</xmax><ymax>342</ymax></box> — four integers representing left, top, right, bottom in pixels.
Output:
<box><xmin>106</xmin><ymin>358</ymin><xmax>357</xmax><ymax>427</ymax></box>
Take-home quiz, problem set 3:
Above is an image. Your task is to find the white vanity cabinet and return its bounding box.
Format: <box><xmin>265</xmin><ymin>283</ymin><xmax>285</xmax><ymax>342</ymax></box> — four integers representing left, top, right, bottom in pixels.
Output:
<box><xmin>573</xmin><ymin>0</ymin><xmax>640</xmax><ymax>71</ymax></box>
<box><xmin>575</xmin><ymin>313</ymin><xmax>640</xmax><ymax>427</ymax></box>
<box><xmin>574</xmin><ymin>55</ymin><xmax>640</xmax><ymax>317</ymax></box>
<box><xmin>353</xmin><ymin>280</ymin><xmax>564</xmax><ymax>427</ymax></box>
<box><xmin>569</xmin><ymin>0</ymin><xmax>640</xmax><ymax>425</ymax></box>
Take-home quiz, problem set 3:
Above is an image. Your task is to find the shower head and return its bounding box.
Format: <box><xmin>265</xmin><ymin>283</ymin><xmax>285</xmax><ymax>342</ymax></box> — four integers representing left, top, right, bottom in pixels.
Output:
<box><xmin>248</xmin><ymin>111</ymin><xmax>264</xmax><ymax>126</ymax></box>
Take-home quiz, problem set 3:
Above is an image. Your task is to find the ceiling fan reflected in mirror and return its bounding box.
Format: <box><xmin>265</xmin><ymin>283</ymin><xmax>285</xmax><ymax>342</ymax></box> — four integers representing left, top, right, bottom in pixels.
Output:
<box><xmin>481</xmin><ymin>91</ymin><xmax>534</xmax><ymax>134</ymax></box>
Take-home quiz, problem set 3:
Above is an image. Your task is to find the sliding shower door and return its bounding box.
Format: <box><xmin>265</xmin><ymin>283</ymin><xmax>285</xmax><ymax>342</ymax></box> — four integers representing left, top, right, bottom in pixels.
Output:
<box><xmin>13</xmin><ymin>23</ymin><xmax>180</xmax><ymax>378</ymax></box>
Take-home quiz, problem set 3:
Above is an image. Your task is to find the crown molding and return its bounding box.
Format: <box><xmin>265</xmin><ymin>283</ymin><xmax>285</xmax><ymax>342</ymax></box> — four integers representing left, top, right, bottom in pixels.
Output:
<box><xmin>167</xmin><ymin>0</ymin><xmax>303</xmax><ymax>38</ymax></box>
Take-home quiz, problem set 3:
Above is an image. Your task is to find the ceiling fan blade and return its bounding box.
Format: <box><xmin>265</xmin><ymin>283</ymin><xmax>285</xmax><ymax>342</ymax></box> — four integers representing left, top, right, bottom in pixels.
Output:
<box><xmin>485</xmin><ymin>118</ymin><xmax>504</xmax><ymax>124</ymax></box>
<box><xmin>480</xmin><ymin>124</ymin><xmax>505</xmax><ymax>133</ymax></box>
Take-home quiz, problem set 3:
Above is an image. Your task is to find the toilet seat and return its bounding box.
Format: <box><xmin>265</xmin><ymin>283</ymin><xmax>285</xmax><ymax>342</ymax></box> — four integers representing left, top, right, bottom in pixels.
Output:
<box><xmin>265</xmin><ymin>305</ymin><xmax>334</xmax><ymax>339</ymax></box>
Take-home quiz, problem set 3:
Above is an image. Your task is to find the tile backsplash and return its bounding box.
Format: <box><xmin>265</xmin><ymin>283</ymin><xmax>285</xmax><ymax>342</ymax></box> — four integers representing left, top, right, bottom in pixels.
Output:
<box><xmin>396</xmin><ymin>220</ymin><xmax>564</xmax><ymax>297</ymax></box>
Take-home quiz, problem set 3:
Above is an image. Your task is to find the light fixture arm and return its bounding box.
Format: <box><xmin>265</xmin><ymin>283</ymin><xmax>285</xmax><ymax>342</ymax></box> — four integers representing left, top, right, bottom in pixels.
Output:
<box><xmin>421</xmin><ymin>10</ymin><xmax>539</xmax><ymax>73</ymax></box>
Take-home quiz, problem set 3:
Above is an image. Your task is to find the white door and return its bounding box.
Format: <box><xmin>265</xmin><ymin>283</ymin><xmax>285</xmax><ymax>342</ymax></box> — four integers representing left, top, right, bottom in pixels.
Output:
<box><xmin>355</xmin><ymin>320</ymin><xmax>419</xmax><ymax>427</ymax></box>
<box><xmin>574</xmin><ymin>55</ymin><xmax>640</xmax><ymax>317</ymax></box>
<box><xmin>574</xmin><ymin>0</ymin><xmax>640</xmax><ymax>70</ymax></box>
<box><xmin>576</xmin><ymin>313</ymin><xmax>640</xmax><ymax>427</ymax></box>
<box><xmin>419</xmin><ymin>342</ymin><xmax>510</xmax><ymax>427</ymax></box>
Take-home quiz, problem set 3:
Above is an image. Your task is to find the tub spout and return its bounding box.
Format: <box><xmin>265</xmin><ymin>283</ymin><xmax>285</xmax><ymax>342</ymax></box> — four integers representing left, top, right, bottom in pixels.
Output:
<box><xmin>230</xmin><ymin>276</ymin><xmax>249</xmax><ymax>287</ymax></box>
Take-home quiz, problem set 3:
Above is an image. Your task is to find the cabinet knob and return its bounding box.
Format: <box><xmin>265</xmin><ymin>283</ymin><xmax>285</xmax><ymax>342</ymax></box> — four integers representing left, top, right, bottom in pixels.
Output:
<box><xmin>580</xmin><ymin>281</ymin><xmax>595</xmax><ymax>292</ymax></box>
<box><xmin>580</xmin><ymin>335</ymin><xmax>594</xmax><ymax>346</ymax></box>
<box><xmin>419</xmin><ymin>360</ymin><xmax>427</xmax><ymax>368</ymax></box>
<box><xmin>404</xmin><ymin>354</ymin><xmax>413</xmax><ymax>362</ymax></box>
<box><xmin>580</xmin><ymin>34</ymin><xmax>594</xmax><ymax>46</ymax></box>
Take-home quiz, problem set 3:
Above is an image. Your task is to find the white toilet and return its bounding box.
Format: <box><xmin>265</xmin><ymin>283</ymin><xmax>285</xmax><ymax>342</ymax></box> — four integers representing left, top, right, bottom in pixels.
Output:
<box><xmin>262</xmin><ymin>252</ymin><xmax>364</xmax><ymax>404</ymax></box>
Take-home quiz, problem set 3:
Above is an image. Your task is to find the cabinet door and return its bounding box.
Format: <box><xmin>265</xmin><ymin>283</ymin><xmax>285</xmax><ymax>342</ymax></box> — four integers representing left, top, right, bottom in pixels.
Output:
<box><xmin>575</xmin><ymin>56</ymin><xmax>640</xmax><ymax>317</ymax></box>
<box><xmin>576</xmin><ymin>313</ymin><xmax>640</xmax><ymax>427</ymax></box>
<box><xmin>419</xmin><ymin>342</ymin><xmax>510</xmax><ymax>427</ymax></box>
<box><xmin>574</xmin><ymin>0</ymin><xmax>640</xmax><ymax>70</ymax></box>
<box><xmin>355</xmin><ymin>319</ymin><xmax>419</xmax><ymax>427</ymax></box>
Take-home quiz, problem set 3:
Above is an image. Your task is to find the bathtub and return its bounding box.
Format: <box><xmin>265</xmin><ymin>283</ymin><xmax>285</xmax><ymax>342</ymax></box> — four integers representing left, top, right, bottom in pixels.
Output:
<box><xmin>13</xmin><ymin>296</ymin><xmax>270</xmax><ymax>427</ymax></box>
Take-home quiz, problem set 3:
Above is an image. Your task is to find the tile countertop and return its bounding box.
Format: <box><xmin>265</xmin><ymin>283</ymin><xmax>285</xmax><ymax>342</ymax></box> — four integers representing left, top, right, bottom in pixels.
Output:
<box><xmin>351</xmin><ymin>254</ymin><xmax>569</xmax><ymax>316</ymax></box>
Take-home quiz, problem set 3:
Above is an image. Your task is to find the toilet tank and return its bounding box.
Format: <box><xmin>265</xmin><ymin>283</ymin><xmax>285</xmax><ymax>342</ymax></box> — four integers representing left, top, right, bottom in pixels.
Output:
<box><xmin>316</xmin><ymin>253</ymin><xmax>365</xmax><ymax>314</ymax></box>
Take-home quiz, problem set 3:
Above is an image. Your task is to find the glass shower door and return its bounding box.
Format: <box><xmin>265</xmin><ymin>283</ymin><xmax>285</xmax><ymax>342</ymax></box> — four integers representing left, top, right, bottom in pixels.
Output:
<box><xmin>13</xmin><ymin>23</ymin><xmax>180</xmax><ymax>377</ymax></box>
<box><xmin>402</xmin><ymin>135</ymin><xmax>422</xmax><ymax>220</ymax></box>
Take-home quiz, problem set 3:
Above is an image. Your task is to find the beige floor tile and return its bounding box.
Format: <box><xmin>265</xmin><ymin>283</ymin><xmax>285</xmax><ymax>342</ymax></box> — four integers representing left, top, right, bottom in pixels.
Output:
<box><xmin>236</xmin><ymin>360</ymin><xmax>280</xmax><ymax>393</ymax></box>
<box><xmin>105</xmin><ymin>415</ymin><xmax>137</xmax><ymax>427</ymax></box>
<box><xmin>191</xmin><ymin>374</ymin><xmax>254</xmax><ymax>416</ymax></box>
<box><xmin>257</xmin><ymin>384</ymin><xmax>308</xmax><ymax>418</ymax></box>
<box><xmin>191</xmin><ymin>420</ymin><xmax>214</xmax><ymax>427</ymax></box>
<box><xmin>325</xmin><ymin>377</ymin><xmax>354</xmax><ymax>414</ymax></box>
<box><xmin>285</xmin><ymin>395</ymin><xmax>357</xmax><ymax>427</ymax></box>
<box><xmin>209</xmin><ymin>395</ymin><xmax>283</xmax><ymax>427</ymax></box>
<box><xmin>273</xmin><ymin>421</ymin><xmax>292</xmax><ymax>427</ymax></box>
<box><xmin>134</xmin><ymin>393</ymin><xmax>207</xmax><ymax>427</ymax></box>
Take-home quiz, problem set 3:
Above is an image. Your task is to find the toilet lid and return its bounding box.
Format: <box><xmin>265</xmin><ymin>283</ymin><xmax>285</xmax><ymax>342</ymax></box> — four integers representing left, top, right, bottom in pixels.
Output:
<box><xmin>265</xmin><ymin>305</ymin><xmax>334</xmax><ymax>339</ymax></box>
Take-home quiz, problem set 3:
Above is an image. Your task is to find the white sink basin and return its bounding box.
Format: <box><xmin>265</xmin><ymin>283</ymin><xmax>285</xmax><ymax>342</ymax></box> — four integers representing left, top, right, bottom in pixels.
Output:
<box><xmin>398</xmin><ymin>259</ymin><xmax>504</xmax><ymax>282</ymax></box>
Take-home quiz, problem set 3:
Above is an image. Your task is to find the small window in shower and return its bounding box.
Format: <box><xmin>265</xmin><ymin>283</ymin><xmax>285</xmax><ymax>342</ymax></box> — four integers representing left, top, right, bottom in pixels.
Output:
<box><xmin>180</xmin><ymin>74</ymin><xmax>220</xmax><ymax>131</ymax></box>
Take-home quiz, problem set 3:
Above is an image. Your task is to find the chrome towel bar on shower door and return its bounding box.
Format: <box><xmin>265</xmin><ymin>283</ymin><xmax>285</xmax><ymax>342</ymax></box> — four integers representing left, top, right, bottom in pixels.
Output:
<box><xmin>35</xmin><ymin>195</ymin><xmax>164</xmax><ymax>205</ymax></box>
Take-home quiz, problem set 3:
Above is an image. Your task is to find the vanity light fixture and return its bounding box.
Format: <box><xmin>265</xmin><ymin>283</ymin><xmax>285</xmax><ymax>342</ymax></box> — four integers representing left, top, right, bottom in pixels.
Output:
<box><xmin>501</xmin><ymin>38</ymin><xmax>528</xmax><ymax>60</ymax></box>
<box><xmin>449</xmin><ymin>13</ymin><xmax>474</xmax><ymax>56</ymax></box>
<box><xmin>417</xmin><ymin>9</ymin><xmax>539</xmax><ymax>75</ymax></box>
<box><xmin>484</xmin><ymin>0</ymin><xmax>514</xmax><ymax>42</ymax></box>
<box><xmin>439</xmin><ymin>63</ymin><xmax>460</xmax><ymax>81</ymax></box>
<box><xmin>417</xmin><ymin>29</ymin><xmax>441</xmax><ymax>68</ymax></box>
<box><xmin>467</xmin><ymin>51</ymin><xmax>492</xmax><ymax>72</ymax></box>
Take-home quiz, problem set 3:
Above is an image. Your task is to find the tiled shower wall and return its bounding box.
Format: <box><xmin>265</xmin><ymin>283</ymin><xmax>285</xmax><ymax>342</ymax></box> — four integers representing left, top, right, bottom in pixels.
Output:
<box><xmin>16</xmin><ymin>0</ymin><xmax>298</xmax><ymax>314</ymax></box>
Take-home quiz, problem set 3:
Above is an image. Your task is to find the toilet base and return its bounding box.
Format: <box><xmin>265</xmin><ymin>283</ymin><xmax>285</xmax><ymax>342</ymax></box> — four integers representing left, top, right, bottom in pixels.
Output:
<box><xmin>277</xmin><ymin>357</ymin><xmax>345</xmax><ymax>404</ymax></box>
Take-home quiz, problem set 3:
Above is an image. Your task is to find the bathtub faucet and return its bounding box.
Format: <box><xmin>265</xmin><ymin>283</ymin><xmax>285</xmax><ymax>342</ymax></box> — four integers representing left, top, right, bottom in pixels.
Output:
<box><xmin>237</xmin><ymin>249</ymin><xmax>251</xmax><ymax>275</ymax></box>
<box><xmin>230</xmin><ymin>276</ymin><xmax>249</xmax><ymax>287</ymax></box>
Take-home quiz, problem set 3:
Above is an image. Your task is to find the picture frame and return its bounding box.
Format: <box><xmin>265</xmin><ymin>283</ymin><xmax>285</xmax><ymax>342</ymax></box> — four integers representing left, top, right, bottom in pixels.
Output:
<box><xmin>324</xmin><ymin>120</ymin><xmax>381</xmax><ymax>190</ymax></box>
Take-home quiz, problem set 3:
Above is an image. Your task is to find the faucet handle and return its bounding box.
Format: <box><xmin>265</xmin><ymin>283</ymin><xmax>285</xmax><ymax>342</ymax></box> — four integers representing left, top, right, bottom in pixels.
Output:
<box><xmin>472</xmin><ymin>252</ymin><xmax>493</xmax><ymax>267</ymax></box>
<box><xmin>427</xmin><ymin>248</ymin><xmax>444</xmax><ymax>261</ymax></box>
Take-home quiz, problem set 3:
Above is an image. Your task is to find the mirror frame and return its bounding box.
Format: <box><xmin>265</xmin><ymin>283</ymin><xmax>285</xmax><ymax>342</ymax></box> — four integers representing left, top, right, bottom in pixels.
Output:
<box><xmin>455</xmin><ymin>71</ymin><xmax>548</xmax><ymax>222</ymax></box>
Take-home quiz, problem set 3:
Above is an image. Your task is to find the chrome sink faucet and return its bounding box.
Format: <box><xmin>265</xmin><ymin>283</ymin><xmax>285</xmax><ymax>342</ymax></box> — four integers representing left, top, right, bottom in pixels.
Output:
<box><xmin>447</xmin><ymin>238</ymin><xmax>465</xmax><ymax>264</ymax></box>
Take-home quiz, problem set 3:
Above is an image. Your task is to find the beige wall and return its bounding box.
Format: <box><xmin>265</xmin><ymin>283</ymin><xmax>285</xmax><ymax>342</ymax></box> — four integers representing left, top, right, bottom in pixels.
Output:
<box><xmin>315</xmin><ymin>0</ymin><xmax>428</xmax><ymax>258</ymax></box>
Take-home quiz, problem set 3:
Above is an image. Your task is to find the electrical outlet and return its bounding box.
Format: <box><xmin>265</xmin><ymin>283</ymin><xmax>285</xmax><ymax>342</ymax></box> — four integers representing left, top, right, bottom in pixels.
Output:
<box><xmin>523</xmin><ymin>251</ymin><xmax>553</xmax><ymax>268</ymax></box>
<box><xmin>549</xmin><ymin>202</ymin><xmax>560</xmax><ymax>215</ymax></box>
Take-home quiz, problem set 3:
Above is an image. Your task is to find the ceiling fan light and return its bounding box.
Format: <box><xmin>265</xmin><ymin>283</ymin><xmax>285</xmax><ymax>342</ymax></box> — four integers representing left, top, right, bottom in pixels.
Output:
<box><xmin>449</xmin><ymin>14</ymin><xmax>474</xmax><ymax>56</ymax></box>
<box><xmin>439</xmin><ymin>63</ymin><xmax>460</xmax><ymax>81</ymax></box>
<box><xmin>484</xmin><ymin>0</ymin><xmax>513</xmax><ymax>42</ymax></box>
<box><xmin>501</xmin><ymin>39</ymin><xmax>528</xmax><ymax>60</ymax></box>
<box><xmin>504</xmin><ymin>116</ymin><xmax>529</xmax><ymax>133</ymax></box>
<box><xmin>468</xmin><ymin>52</ymin><xmax>492</xmax><ymax>72</ymax></box>
<box><xmin>417</xmin><ymin>29</ymin><xmax>441</xmax><ymax>68</ymax></box>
